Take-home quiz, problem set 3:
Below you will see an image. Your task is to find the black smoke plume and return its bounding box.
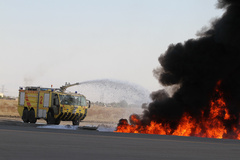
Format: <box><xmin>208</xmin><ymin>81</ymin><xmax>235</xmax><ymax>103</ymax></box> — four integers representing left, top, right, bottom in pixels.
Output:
<box><xmin>142</xmin><ymin>0</ymin><xmax>240</xmax><ymax>130</ymax></box>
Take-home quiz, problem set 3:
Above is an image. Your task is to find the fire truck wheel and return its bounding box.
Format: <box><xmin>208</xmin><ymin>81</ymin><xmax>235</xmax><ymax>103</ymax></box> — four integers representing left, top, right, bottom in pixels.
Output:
<box><xmin>55</xmin><ymin>119</ymin><xmax>61</xmax><ymax>125</ymax></box>
<box><xmin>47</xmin><ymin>111</ymin><xmax>56</xmax><ymax>124</ymax></box>
<box><xmin>29</xmin><ymin>110</ymin><xmax>37</xmax><ymax>123</ymax></box>
<box><xmin>72</xmin><ymin>119</ymin><xmax>80</xmax><ymax>125</ymax></box>
<box><xmin>22</xmin><ymin>108</ymin><xmax>29</xmax><ymax>123</ymax></box>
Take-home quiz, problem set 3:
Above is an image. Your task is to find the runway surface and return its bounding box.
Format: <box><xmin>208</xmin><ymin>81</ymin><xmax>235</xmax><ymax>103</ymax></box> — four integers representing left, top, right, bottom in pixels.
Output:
<box><xmin>0</xmin><ymin>119</ymin><xmax>240</xmax><ymax>160</ymax></box>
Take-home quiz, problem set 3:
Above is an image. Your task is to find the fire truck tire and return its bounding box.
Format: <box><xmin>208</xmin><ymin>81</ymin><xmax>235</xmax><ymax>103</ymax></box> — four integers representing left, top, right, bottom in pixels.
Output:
<box><xmin>55</xmin><ymin>119</ymin><xmax>61</xmax><ymax>125</ymax></box>
<box><xmin>72</xmin><ymin>119</ymin><xmax>80</xmax><ymax>125</ymax></box>
<box><xmin>22</xmin><ymin>108</ymin><xmax>29</xmax><ymax>123</ymax></box>
<box><xmin>29</xmin><ymin>110</ymin><xmax>37</xmax><ymax>123</ymax></box>
<box><xmin>47</xmin><ymin>111</ymin><xmax>56</xmax><ymax>124</ymax></box>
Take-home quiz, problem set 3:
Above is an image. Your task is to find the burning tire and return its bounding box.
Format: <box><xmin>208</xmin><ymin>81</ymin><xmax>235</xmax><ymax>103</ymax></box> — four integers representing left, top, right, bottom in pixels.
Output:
<box><xmin>117</xmin><ymin>119</ymin><xmax>128</xmax><ymax>126</ymax></box>
<box><xmin>29</xmin><ymin>109</ymin><xmax>37</xmax><ymax>123</ymax></box>
<box><xmin>22</xmin><ymin>108</ymin><xmax>29</xmax><ymax>123</ymax></box>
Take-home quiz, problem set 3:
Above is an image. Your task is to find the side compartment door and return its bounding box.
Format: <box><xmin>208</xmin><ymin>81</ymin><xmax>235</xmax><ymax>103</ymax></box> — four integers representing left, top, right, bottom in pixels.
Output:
<box><xmin>37</xmin><ymin>92</ymin><xmax>50</xmax><ymax>118</ymax></box>
<box><xmin>19</xmin><ymin>92</ymin><xmax>25</xmax><ymax>106</ymax></box>
<box><xmin>17</xmin><ymin>91</ymin><xmax>25</xmax><ymax>116</ymax></box>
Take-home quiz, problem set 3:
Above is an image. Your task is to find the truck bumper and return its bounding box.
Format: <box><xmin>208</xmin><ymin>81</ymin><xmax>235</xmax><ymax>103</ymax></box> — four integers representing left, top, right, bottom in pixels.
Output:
<box><xmin>57</xmin><ymin>112</ymin><xmax>83</xmax><ymax>121</ymax></box>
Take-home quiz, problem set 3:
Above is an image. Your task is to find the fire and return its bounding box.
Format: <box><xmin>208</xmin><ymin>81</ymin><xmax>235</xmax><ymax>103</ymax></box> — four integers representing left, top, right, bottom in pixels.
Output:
<box><xmin>115</xmin><ymin>80</ymin><xmax>240</xmax><ymax>140</ymax></box>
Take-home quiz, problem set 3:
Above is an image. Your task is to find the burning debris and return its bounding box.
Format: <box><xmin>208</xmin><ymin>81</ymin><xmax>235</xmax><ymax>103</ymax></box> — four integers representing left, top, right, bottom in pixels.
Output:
<box><xmin>116</xmin><ymin>81</ymin><xmax>240</xmax><ymax>139</ymax></box>
<box><xmin>116</xmin><ymin>0</ymin><xmax>240</xmax><ymax>140</ymax></box>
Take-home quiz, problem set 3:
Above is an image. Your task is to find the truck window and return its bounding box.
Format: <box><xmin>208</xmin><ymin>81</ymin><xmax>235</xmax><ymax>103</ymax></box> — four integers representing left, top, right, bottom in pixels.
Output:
<box><xmin>74</xmin><ymin>96</ymin><xmax>81</xmax><ymax>106</ymax></box>
<box><xmin>59</xmin><ymin>95</ymin><xmax>75</xmax><ymax>105</ymax></box>
<box><xmin>80</xmin><ymin>96</ymin><xmax>87</xmax><ymax>106</ymax></box>
<box><xmin>59</xmin><ymin>95</ymin><xmax>86</xmax><ymax>106</ymax></box>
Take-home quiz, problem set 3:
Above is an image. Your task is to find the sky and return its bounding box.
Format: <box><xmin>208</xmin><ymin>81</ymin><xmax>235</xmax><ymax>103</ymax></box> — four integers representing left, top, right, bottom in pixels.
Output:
<box><xmin>0</xmin><ymin>0</ymin><xmax>224</xmax><ymax>98</ymax></box>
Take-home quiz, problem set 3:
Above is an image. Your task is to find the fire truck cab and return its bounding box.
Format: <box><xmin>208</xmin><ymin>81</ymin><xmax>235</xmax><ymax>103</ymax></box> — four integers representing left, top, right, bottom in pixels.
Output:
<box><xmin>18</xmin><ymin>86</ymin><xmax>90</xmax><ymax>125</ymax></box>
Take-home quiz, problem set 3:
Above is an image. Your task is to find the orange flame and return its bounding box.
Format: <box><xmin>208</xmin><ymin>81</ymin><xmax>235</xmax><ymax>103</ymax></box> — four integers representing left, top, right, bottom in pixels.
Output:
<box><xmin>115</xmin><ymin>80</ymin><xmax>240</xmax><ymax>140</ymax></box>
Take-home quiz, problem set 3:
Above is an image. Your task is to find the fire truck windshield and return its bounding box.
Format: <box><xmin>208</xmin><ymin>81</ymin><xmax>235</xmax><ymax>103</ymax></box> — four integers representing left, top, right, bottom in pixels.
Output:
<box><xmin>59</xmin><ymin>94</ymin><xmax>86</xmax><ymax>106</ymax></box>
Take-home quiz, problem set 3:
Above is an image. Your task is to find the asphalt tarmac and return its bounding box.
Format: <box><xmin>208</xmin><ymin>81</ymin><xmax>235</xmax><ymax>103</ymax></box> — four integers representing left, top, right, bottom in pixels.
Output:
<box><xmin>0</xmin><ymin>119</ymin><xmax>240</xmax><ymax>160</ymax></box>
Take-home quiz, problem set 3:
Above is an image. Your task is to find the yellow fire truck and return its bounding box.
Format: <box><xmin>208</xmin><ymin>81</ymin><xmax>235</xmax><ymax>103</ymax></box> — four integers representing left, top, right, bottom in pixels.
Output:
<box><xmin>17</xmin><ymin>83</ymin><xmax>90</xmax><ymax>125</ymax></box>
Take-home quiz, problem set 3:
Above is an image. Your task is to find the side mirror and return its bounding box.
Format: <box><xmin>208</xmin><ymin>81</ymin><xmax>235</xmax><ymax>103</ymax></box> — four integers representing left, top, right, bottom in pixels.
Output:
<box><xmin>87</xmin><ymin>100</ymin><xmax>91</xmax><ymax>108</ymax></box>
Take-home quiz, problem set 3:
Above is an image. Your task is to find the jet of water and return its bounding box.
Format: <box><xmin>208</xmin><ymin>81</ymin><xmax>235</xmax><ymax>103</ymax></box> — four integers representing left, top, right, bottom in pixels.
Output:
<box><xmin>69</xmin><ymin>79</ymin><xmax>151</xmax><ymax>105</ymax></box>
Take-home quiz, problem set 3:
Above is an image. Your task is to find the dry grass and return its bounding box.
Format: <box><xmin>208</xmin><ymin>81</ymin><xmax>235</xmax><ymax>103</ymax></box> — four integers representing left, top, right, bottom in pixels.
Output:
<box><xmin>0</xmin><ymin>99</ymin><xmax>19</xmax><ymax>117</ymax></box>
<box><xmin>0</xmin><ymin>99</ymin><xmax>143</xmax><ymax>123</ymax></box>
<box><xmin>85</xmin><ymin>105</ymin><xmax>143</xmax><ymax>123</ymax></box>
